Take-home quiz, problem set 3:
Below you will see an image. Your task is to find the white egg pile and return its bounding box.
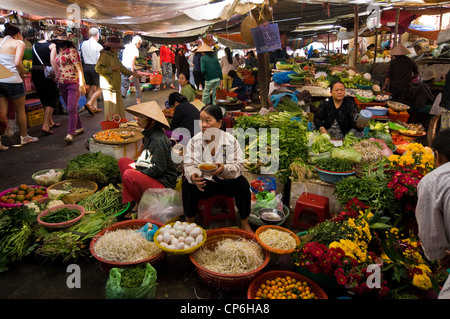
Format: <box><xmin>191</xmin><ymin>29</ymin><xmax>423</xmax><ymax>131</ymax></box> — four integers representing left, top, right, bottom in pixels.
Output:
<box><xmin>155</xmin><ymin>221</ymin><xmax>204</xmax><ymax>251</ymax></box>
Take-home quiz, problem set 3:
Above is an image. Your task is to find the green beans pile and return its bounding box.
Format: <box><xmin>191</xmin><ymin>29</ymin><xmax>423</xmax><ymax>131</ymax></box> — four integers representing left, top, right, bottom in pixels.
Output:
<box><xmin>41</xmin><ymin>208</ymin><xmax>80</xmax><ymax>224</ymax></box>
<box><xmin>78</xmin><ymin>184</ymin><xmax>127</xmax><ymax>216</ymax></box>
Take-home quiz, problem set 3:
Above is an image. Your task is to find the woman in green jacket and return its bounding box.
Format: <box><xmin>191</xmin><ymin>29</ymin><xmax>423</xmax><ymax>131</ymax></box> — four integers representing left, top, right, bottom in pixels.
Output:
<box><xmin>95</xmin><ymin>36</ymin><xmax>133</xmax><ymax>120</ymax></box>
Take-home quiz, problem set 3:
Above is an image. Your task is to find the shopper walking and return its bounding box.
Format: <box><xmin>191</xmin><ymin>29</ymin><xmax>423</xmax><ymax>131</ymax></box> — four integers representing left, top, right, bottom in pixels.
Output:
<box><xmin>31</xmin><ymin>32</ymin><xmax>60</xmax><ymax>134</ymax></box>
<box><xmin>51</xmin><ymin>29</ymin><xmax>86</xmax><ymax>143</ymax></box>
<box><xmin>193</xmin><ymin>46</ymin><xmax>204</xmax><ymax>90</ymax></box>
<box><xmin>95</xmin><ymin>36</ymin><xmax>133</xmax><ymax>120</ymax></box>
<box><xmin>197</xmin><ymin>43</ymin><xmax>223</xmax><ymax>106</ymax></box>
<box><xmin>148</xmin><ymin>46</ymin><xmax>161</xmax><ymax>91</ymax></box>
<box><xmin>80</xmin><ymin>27</ymin><xmax>103</xmax><ymax>113</ymax></box>
<box><xmin>160</xmin><ymin>44</ymin><xmax>174</xmax><ymax>89</ymax></box>
<box><xmin>121</xmin><ymin>35</ymin><xmax>142</xmax><ymax>104</ymax></box>
<box><xmin>383</xmin><ymin>43</ymin><xmax>419</xmax><ymax>106</ymax></box>
<box><xmin>0</xmin><ymin>23</ymin><xmax>38</xmax><ymax>151</ymax></box>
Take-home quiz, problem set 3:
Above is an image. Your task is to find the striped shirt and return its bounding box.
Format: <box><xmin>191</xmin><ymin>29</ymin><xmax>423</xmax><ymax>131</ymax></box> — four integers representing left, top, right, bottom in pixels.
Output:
<box><xmin>183</xmin><ymin>129</ymin><xmax>243</xmax><ymax>184</ymax></box>
<box><xmin>416</xmin><ymin>162</ymin><xmax>450</xmax><ymax>261</ymax></box>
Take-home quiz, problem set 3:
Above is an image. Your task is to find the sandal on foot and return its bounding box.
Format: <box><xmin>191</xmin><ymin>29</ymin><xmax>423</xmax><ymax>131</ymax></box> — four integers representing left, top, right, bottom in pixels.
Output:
<box><xmin>75</xmin><ymin>128</ymin><xmax>84</xmax><ymax>135</ymax></box>
<box><xmin>0</xmin><ymin>144</ymin><xmax>8</xmax><ymax>151</ymax></box>
<box><xmin>64</xmin><ymin>134</ymin><xmax>74</xmax><ymax>143</ymax></box>
<box><xmin>50</xmin><ymin>122</ymin><xmax>61</xmax><ymax>128</ymax></box>
<box><xmin>20</xmin><ymin>135</ymin><xmax>39</xmax><ymax>145</ymax></box>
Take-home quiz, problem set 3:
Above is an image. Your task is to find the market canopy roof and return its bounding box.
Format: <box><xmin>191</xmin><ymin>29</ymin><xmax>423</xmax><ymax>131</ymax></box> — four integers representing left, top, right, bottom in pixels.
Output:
<box><xmin>2</xmin><ymin>0</ymin><xmax>450</xmax><ymax>43</ymax></box>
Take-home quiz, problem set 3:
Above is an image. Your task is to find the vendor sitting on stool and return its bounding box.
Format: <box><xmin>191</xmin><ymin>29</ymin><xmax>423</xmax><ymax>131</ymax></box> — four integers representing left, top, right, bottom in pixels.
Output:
<box><xmin>313</xmin><ymin>80</ymin><xmax>365</xmax><ymax>139</ymax></box>
<box><xmin>228</xmin><ymin>70</ymin><xmax>247</xmax><ymax>102</ymax></box>
<box><xmin>118</xmin><ymin>101</ymin><xmax>178</xmax><ymax>213</ymax></box>
<box><xmin>182</xmin><ymin>105</ymin><xmax>253</xmax><ymax>232</ymax></box>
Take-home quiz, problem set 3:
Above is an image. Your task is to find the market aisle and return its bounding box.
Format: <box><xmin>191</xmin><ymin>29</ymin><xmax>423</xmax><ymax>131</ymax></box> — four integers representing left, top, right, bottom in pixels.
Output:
<box><xmin>0</xmin><ymin>86</ymin><xmax>177</xmax><ymax>191</ymax></box>
<box><xmin>0</xmin><ymin>84</ymin><xmax>288</xmax><ymax>299</ymax></box>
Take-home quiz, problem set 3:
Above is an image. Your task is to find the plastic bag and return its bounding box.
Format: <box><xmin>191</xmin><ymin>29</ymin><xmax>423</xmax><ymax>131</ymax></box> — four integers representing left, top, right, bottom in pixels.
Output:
<box><xmin>251</xmin><ymin>191</ymin><xmax>283</xmax><ymax>214</ymax></box>
<box><xmin>136</xmin><ymin>223</ymin><xmax>158</xmax><ymax>241</ymax></box>
<box><xmin>105</xmin><ymin>263</ymin><xmax>157</xmax><ymax>299</ymax></box>
<box><xmin>138</xmin><ymin>188</ymin><xmax>183</xmax><ymax>223</ymax></box>
<box><xmin>250</xmin><ymin>177</ymin><xmax>277</xmax><ymax>193</ymax></box>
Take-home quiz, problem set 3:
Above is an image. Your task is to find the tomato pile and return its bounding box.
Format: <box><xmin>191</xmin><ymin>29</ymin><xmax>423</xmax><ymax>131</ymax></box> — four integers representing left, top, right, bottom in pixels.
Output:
<box><xmin>0</xmin><ymin>184</ymin><xmax>47</xmax><ymax>205</ymax></box>
<box><xmin>254</xmin><ymin>275</ymin><xmax>317</xmax><ymax>299</ymax></box>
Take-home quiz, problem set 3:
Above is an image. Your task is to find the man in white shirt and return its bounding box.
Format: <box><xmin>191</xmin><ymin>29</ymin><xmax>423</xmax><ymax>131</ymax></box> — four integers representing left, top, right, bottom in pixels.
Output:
<box><xmin>416</xmin><ymin>129</ymin><xmax>450</xmax><ymax>299</ymax></box>
<box><xmin>80</xmin><ymin>27</ymin><xmax>103</xmax><ymax>113</ymax></box>
<box><xmin>121</xmin><ymin>35</ymin><xmax>142</xmax><ymax>104</ymax></box>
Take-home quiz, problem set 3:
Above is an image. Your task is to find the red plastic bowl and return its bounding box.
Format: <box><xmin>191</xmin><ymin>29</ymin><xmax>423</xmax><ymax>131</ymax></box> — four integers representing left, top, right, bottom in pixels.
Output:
<box><xmin>37</xmin><ymin>204</ymin><xmax>85</xmax><ymax>229</ymax></box>
<box><xmin>189</xmin><ymin>228</ymin><xmax>270</xmax><ymax>290</ymax></box>
<box><xmin>0</xmin><ymin>185</ymin><xmax>48</xmax><ymax>208</ymax></box>
<box><xmin>89</xmin><ymin>219</ymin><xmax>166</xmax><ymax>273</ymax></box>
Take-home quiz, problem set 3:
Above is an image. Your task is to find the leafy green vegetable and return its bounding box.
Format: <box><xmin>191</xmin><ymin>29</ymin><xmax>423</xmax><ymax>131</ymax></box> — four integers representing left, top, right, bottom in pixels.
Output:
<box><xmin>120</xmin><ymin>265</ymin><xmax>147</xmax><ymax>288</ymax></box>
<box><xmin>331</xmin><ymin>147</ymin><xmax>362</xmax><ymax>163</ymax></box>
<box><xmin>315</xmin><ymin>157</ymin><xmax>353</xmax><ymax>172</ymax></box>
<box><xmin>64</xmin><ymin>152</ymin><xmax>121</xmax><ymax>186</ymax></box>
<box><xmin>309</xmin><ymin>131</ymin><xmax>334</xmax><ymax>154</ymax></box>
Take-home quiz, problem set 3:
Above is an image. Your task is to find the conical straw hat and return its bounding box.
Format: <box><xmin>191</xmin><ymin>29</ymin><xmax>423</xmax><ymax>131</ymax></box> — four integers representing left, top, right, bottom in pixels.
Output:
<box><xmin>125</xmin><ymin>101</ymin><xmax>170</xmax><ymax>128</ymax></box>
<box><xmin>148</xmin><ymin>46</ymin><xmax>159</xmax><ymax>53</ymax></box>
<box><xmin>390</xmin><ymin>43</ymin><xmax>411</xmax><ymax>56</ymax></box>
<box><xmin>240</xmin><ymin>15</ymin><xmax>258</xmax><ymax>46</ymax></box>
<box><xmin>0</xmin><ymin>64</ymin><xmax>13</xmax><ymax>79</ymax></box>
<box><xmin>195</xmin><ymin>43</ymin><xmax>214</xmax><ymax>52</ymax></box>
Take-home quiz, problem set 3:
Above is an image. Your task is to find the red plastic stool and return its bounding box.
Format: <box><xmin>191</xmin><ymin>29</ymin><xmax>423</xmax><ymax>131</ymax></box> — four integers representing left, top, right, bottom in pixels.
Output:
<box><xmin>198</xmin><ymin>195</ymin><xmax>236</xmax><ymax>226</ymax></box>
<box><xmin>292</xmin><ymin>192</ymin><xmax>330</xmax><ymax>229</ymax></box>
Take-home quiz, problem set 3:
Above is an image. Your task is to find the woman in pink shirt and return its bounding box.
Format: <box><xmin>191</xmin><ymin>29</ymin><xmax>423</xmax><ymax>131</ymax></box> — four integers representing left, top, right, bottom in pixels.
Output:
<box><xmin>51</xmin><ymin>30</ymin><xmax>86</xmax><ymax>143</ymax></box>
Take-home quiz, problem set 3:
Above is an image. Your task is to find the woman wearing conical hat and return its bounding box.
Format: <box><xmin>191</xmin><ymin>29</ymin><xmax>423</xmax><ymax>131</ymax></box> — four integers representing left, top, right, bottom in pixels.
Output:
<box><xmin>383</xmin><ymin>43</ymin><xmax>419</xmax><ymax>106</ymax></box>
<box><xmin>118</xmin><ymin>101</ymin><xmax>178</xmax><ymax>212</ymax></box>
<box><xmin>95</xmin><ymin>36</ymin><xmax>133</xmax><ymax>120</ymax></box>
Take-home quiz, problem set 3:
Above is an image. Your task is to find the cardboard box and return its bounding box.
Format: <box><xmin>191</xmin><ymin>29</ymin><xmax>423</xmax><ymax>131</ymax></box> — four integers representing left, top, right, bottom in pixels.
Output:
<box><xmin>89</xmin><ymin>139</ymin><xmax>143</xmax><ymax>160</ymax></box>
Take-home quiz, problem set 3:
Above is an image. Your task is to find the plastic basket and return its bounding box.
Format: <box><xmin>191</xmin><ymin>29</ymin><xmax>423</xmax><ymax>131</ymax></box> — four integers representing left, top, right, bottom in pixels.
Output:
<box><xmin>255</xmin><ymin>225</ymin><xmax>300</xmax><ymax>254</ymax></box>
<box><xmin>101</xmin><ymin>113</ymin><xmax>128</xmax><ymax>130</ymax></box>
<box><xmin>314</xmin><ymin>167</ymin><xmax>355</xmax><ymax>184</ymax></box>
<box><xmin>189</xmin><ymin>228</ymin><xmax>270</xmax><ymax>291</ymax></box>
<box><xmin>47</xmin><ymin>179</ymin><xmax>98</xmax><ymax>204</ymax></box>
<box><xmin>150</xmin><ymin>72</ymin><xmax>162</xmax><ymax>85</ymax></box>
<box><xmin>26</xmin><ymin>106</ymin><xmax>44</xmax><ymax>127</ymax></box>
<box><xmin>247</xmin><ymin>270</ymin><xmax>328</xmax><ymax>299</ymax></box>
<box><xmin>251</xmin><ymin>23</ymin><xmax>281</xmax><ymax>54</ymax></box>
<box><xmin>0</xmin><ymin>185</ymin><xmax>48</xmax><ymax>208</ymax></box>
<box><xmin>37</xmin><ymin>204</ymin><xmax>85</xmax><ymax>229</ymax></box>
<box><xmin>153</xmin><ymin>222</ymin><xmax>207</xmax><ymax>255</ymax></box>
<box><xmin>32</xmin><ymin>169</ymin><xmax>65</xmax><ymax>186</ymax></box>
<box><xmin>90</xmin><ymin>219</ymin><xmax>166</xmax><ymax>273</ymax></box>
<box><xmin>216</xmin><ymin>89</ymin><xmax>238</xmax><ymax>100</ymax></box>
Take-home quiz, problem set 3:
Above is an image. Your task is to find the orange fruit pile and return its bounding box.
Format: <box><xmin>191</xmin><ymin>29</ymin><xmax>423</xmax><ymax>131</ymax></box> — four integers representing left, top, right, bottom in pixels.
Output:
<box><xmin>254</xmin><ymin>275</ymin><xmax>317</xmax><ymax>299</ymax></box>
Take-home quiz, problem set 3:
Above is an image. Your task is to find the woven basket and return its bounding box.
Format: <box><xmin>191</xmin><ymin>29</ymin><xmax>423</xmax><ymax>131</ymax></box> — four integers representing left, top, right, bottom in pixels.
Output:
<box><xmin>387</xmin><ymin>101</ymin><xmax>410</xmax><ymax>112</ymax></box>
<box><xmin>47</xmin><ymin>179</ymin><xmax>98</xmax><ymax>204</ymax></box>
<box><xmin>247</xmin><ymin>270</ymin><xmax>328</xmax><ymax>299</ymax></box>
<box><xmin>189</xmin><ymin>228</ymin><xmax>270</xmax><ymax>290</ymax></box>
<box><xmin>90</xmin><ymin>219</ymin><xmax>165</xmax><ymax>273</ymax></box>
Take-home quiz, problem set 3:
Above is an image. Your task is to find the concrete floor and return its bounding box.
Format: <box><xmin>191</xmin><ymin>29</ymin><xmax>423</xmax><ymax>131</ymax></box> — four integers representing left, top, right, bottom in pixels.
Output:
<box><xmin>0</xmin><ymin>84</ymin><xmax>304</xmax><ymax>300</ymax></box>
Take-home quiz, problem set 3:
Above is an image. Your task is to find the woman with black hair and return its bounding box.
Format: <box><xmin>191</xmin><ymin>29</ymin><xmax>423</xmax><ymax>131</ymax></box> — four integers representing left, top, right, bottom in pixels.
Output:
<box><xmin>175</xmin><ymin>46</ymin><xmax>190</xmax><ymax>83</ymax></box>
<box><xmin>51</xmin><ymin>29</ymin><xmax>86</xmax><ymax>143</ymax></box>
<box><xmin>168</xmin><ymin>91</ymin><xmax>200</xmax><ymax>139</ymax></box>
<box><xmin>0</xmin><ymin>23</ymin><xmax>38</xmax><ymax>150</ymax></box>
<box><xmin>220</xmin><ymin>47</ymin><xmax>239</xmax><ymax>91</ymax></box>
<box><xmin>182</xmin><ymin>104</ymin><xmax>253</xmax><ymax>232</ymax></box>
<box><xmin>228</xmin><ymin>70</ymin><xmax>246</xmax><ymax>101</ymax></box>
<box><xmin>313</xmin><ymin>80</ymin><xmax>364</xmax><ymax>139</ymax></box>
